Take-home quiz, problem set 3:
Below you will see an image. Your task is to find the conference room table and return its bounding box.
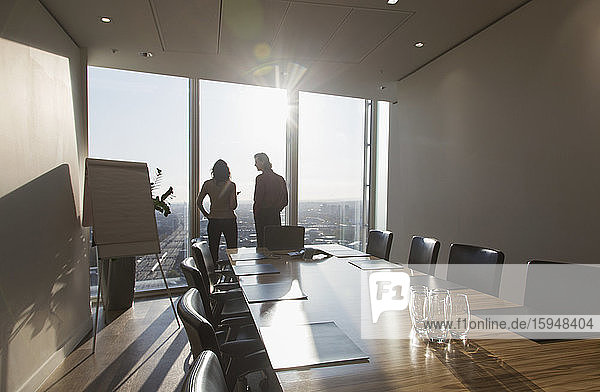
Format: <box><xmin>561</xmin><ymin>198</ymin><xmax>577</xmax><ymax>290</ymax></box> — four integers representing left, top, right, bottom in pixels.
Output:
<box><xmin>227</xmin><ymin>246</ymin><xmax>600</xmax><ymax>391</ymax></box>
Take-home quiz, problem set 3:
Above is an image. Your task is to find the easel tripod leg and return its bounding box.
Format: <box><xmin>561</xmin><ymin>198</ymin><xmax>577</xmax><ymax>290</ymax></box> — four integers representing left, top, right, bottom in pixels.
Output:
<box><xmin>92</xmin><ymin>262</ymin><xmax>102</xmax><ymax>353</ymax></box>
<box><xmin>155</xmin><ymin>254</ymin><xmax>180</xmax><ymax>328</ymax></box>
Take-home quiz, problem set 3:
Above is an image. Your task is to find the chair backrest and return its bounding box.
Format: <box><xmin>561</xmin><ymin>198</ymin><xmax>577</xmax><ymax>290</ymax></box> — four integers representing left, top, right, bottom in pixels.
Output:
<box><xmin>447</xmin><ymin>243</ymin><xmax>504</xmax><ymax>297</ymax></box>
<box><xmin>181</xmin><ymin>257</ymin><xmax>204</xmax><ymax>290</ymax></box>
<box><xmin>191</xmin><ymin>241</ymin><xmax>216</xmax><ymax>289</ymax></box>
<box><xmin>407</xmin><ymin>236</ymin><xmax>440</xmax><ymax>275</ymax></box>
<box><xmin>366</xmin><ymin>230</ymin><xmax>394</xmax><ymax>260</ymax></box>
<box><xmin>180</xmin><ymin>258</ymin><xmax>215</xmax><ymax>324</ymax></box>
<box><xmin>264</xmin><ymin>225</ymin><xmax>305</xmax><ymax>251</ymax></box>
<box><xmin>177</xmin><ymin>288</ymin><xmax>220</xmax><ymax>359</ymax></box>
<box><xmin>525</xmin><ymin>261</ymin><xmax>600</xmax><ymax>313</ymax></box>
<box><xmin>181</xmin><ymin>350</ymin><xmax>228</xmax><ymax>392</ymax></box>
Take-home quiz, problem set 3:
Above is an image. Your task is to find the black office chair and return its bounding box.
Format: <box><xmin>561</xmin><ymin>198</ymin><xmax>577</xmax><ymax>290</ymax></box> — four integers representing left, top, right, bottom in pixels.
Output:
<box><xmin>366</xmin><ymin>230</ymin><xmax>394</xmax><ymax>260</ymax></box>
<box><xmin>407</xmin><ymin>236</ymin><xmax>440</xmax><ymax>275</ymax></box>
<box><xmin>180</xmin><ymin>257</ymin><xmax>250</xmax><ymax>325</ymax></box>
<box><xmin>525</xmin><ymin>261</ymin><xmax>600</xmax><ymax>314</ymax></box>
<box><xmin>264</xmin><ymin>225</ymin><xmax>305</xmax><ymax>251</ymax></box>
<box><xmin>181</xmin><ymin>350</ymin><xmax>228</xmax><ymax>392</ymax></box>
<box><xmin>177</xmin><ymin>288</ymin><xmax>269</xmax><ymax>390</ymax></box>
<box><xmin>447</xmin><ymin>243</ymin><xmax>504</xmax><ymax>297</ymax></box>
<box><xmin>191</xmin><ymin>242</ymin><xmax>237</xmax><ymax>292</ymax></box>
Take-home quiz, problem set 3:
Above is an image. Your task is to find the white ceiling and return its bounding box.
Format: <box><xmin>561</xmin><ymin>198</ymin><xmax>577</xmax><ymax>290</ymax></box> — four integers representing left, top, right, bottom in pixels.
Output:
<box><xmin>41</xmin><ymin>0</ymin><xmax>530</xmax><ymax>100</ymax></box>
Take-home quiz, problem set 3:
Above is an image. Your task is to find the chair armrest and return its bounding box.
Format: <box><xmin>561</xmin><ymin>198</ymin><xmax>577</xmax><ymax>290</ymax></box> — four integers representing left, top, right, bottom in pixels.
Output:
<box><xmin>220</xmin><ymin>339</ymin><xmax>264</xmax><ymax>357</ymax></box>
<box><xmin>214</xmin><ymin>282</ymin><xmax>240</xmax><ymax>292</ymax></box>
<box><xmin>211</xmin><ymin>289</ymin><xmax>242</xmax><ymax>303</ymax></box>
<box><xmin>219</xmin><ymin>316</ymin><xmax>253</xmax><ymax>327</ymax></box>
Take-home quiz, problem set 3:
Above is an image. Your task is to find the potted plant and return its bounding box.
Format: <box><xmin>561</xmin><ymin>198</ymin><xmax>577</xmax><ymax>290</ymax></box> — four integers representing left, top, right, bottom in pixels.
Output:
<box><xmin>99</xmin><ymin>168</ymin><xmax>174</xmax><ymax>314</ymax></box>
<box><xmin>151</xmin><ymin>168</ymin><xmax>174</xmax><ymax>217</ymax></box>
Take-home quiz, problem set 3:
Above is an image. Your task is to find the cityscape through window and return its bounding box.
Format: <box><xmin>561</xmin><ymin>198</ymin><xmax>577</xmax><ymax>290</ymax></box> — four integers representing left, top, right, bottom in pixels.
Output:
<box><xmin>298</xmin><ymin>92</ymin><xmax>366</xmax><ymax>249</ymax></box>
<box><xmin>198</xmin><ymin>80</ymin><xmax>287</xmax><ymax>259</ymax></box>
<box><xmin>88</xmin><ymin>66</ymin><xmax>189</xmax><ymax>292</ymax></box>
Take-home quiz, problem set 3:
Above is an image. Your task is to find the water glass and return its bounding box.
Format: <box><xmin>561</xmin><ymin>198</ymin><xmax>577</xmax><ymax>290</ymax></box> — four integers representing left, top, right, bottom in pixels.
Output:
<box><xmin>425</xmin><ymin>289</ymin><xmax>451</xmax><ymax>343</ymax></box>
<box><xmin>409</xmin><ymin>286</ymin><xmax>429</xmax><ymax>338</ymax></box>
<box><xmin>449</xmin><ymin>293</ymin><xmax>470</xmax><ymax>340</ymax></box>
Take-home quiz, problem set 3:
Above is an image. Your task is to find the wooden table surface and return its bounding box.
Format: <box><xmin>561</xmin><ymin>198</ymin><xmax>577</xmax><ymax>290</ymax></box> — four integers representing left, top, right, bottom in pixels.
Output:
<box><xmin>227</xmin><ymin>247</ymin><xmax>600</xmax><ymax>391</ymax></box>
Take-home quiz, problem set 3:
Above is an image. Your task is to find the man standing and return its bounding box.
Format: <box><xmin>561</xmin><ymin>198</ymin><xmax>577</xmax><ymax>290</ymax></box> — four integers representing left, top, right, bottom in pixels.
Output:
<box><xmin>253</xmin><ymin>152</ymin><xmax>288</xmax><ymax>247</ymax></box>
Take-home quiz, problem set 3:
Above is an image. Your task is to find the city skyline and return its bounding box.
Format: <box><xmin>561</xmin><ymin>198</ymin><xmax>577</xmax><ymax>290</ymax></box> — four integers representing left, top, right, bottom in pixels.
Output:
<box><xmin>134</xmin><ymin>199</ymin><xmax>364</xmax><ymax>286</ymax></box>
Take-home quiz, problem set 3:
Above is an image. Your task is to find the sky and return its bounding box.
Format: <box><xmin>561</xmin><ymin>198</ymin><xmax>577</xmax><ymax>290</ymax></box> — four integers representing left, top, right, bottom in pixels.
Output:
<box><xmin>88</xmin><ymin>66</ymin><xmax>366</xmax><ymax>203</ymax></box>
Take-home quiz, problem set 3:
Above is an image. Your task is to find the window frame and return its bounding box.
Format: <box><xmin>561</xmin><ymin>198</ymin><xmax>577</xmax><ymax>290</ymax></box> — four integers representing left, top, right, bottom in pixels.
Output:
<box><xmin>188</xmin><ymin>81</ymin><xmax>387</xmax><ymax>251</ymax></box>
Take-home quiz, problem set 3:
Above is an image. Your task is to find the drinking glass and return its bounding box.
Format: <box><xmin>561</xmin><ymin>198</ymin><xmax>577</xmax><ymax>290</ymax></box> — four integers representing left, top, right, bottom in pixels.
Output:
<box><xmin>409</xmin><ymin>286</ymin><xmax>428</xmax><ymax>338</ymax></box>
<box><xmin>425</xmin><ymin>289</ymin><xmax>450</xmax><ymax>343</ymax></box>
<box><xmin>449</xmin><ymin>293</ymin><xmax>470</xmax><ymax>340</ymax></box>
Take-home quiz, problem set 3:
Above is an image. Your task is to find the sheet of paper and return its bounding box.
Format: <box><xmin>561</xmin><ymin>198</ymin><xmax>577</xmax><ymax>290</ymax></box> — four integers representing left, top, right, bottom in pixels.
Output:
<box><xmin>348</xmin><ymin>259</ymin><xmax>403</xmax><ymax>270</ymax></box>
<box><xmin>232</xmin><ymin>263</ymin><xmax>279</xmax><ymax>276</ymax></box>
<box><xmin>243</xmin><ymin>281</ymin><xmax>307</xmax><ymax>303</ymax></box>
<box><xmin>260</xmin><ymin>322</ymin><xmax>369</xmax><ymax>370</ymax></box>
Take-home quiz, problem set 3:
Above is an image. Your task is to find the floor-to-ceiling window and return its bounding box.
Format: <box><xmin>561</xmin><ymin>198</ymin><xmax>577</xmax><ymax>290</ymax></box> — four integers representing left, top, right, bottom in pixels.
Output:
<box><xmin>87</xmin><ymin>67</ymin><xmax>387</xmax><ymax>293</ymax></box>
<box><xmin>375</xmin><ymin>101</ymin><xmax>390</xmax><ymax>230</ymax></box>
<box><xmin>198</xmin><ymin>80</ymin><xmax>287</xmax><ymax>258</ymax></box>
<box><xmin>298</xmin><ymin>92</ymin><xmax>366</xmax><ymax>249</ymax></box>
<box><xmin>88</xmin><ymin>66</ymin><xmax>189</xmax><ymax>293</ymax></box>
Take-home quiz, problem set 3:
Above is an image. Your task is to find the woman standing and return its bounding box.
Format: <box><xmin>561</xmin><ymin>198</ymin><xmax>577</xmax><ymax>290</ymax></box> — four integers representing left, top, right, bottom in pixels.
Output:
<box><xmin>197</xmin><ymin>159</ymin><xmax>238</xmax><ymax>262</ymax></box>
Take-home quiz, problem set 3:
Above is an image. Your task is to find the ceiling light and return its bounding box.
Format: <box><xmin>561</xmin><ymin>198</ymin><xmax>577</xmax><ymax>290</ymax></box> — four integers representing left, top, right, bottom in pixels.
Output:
<box><xmin>139</xmin><ymin>52</ymin><xmax>153</xmax><ymax>58</ymax></box>
<box><xmin>414</xmin><ymin>42</ymin><xmax>424</xmax><ymax>48</ymax></box>
<box><xmin>387</xmin><ymin>0</ymin><xmax>398</xmax><ymax>4</ymax></box>
<box><xmin>100</xmin><ymin>17</ymin><xmax>111</xmax><ymax>23</ymax></box>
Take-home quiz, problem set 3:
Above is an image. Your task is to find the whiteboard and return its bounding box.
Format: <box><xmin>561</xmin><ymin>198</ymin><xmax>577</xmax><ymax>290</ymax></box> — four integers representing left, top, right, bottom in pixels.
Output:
<box><xmin>82</xmin><ymin>158</ymin><xmax>160</xmax><ymax>258</ymax></box>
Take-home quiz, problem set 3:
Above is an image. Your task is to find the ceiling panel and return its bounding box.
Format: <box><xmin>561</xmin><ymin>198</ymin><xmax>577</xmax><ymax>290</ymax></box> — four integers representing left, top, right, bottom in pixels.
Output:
<box><xmin>271</xmin><ymin>2</ymin><xmax>350</xmax><ymax>59</ymax></box>
<box><xmin>48</xmin><ymin>0</ymin><xmax>530</xmax><ymax>100</ymax></box>
<box><xmin>220</xmin><ymin>0</ymin><xmax>289</xmax><ymax>57</ymax></box>
<box><xmin>320</xmin><ymin>8</ymin><xmax>411</xmax><ymax>63</ymax></box>
<box><xmin>152</xmin><ymin>0</ymin><xmax>220</xmax><ymax>54</ymax></box>
<box><xmin>288</xmin><ymin>0</ymin><xmax>409</xmax><ymax>12</ymax></box>
<box><xmin>42</xmin><ymin>0</ymin><xmax>161</xmax><ymax>52</ymax></box>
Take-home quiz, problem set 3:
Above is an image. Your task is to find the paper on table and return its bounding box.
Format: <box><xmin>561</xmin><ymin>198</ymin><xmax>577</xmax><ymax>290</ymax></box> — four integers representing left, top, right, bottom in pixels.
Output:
<box><xmin>348</xmin><ymin>259</ymin><xmax>403</xmax><ymax>270</ymax></box>
<box><xmin>232</xmin><ymin>263</ymin><xmax>279</xmax><ymax>276</ymax></box>
<box><xmin>230</xmin><ymin>252</ymin><xmax>268</xmax><ymax>261</ymax></box>
<box><xmin>243</xmin><ymin>281</ymin><xmax>307</xmax><ymax>303</ymax></box>
<box><xmin>259</xmin><ymin>321</ymin><xmax>369</xmax><ymax>370</ymax></box>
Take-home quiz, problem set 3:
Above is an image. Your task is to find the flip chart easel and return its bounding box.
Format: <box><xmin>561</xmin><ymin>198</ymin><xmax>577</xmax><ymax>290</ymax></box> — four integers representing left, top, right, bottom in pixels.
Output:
<box><xmin>82</xmin><ymin>158</ymin><xmax>179</xmax><ymax>352</ymax></box>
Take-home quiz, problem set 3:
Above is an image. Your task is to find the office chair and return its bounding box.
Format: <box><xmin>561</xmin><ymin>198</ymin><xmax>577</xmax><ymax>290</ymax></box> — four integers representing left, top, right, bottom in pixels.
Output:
<box><xmin>180</xmin><ymin>258</ymin><xmax>251</xmax><ymax>325</ymax></box>
<box><xmin>264</xmin><ymin>225</ymin><xmax>305</xmax><ymax>251</ymax></box>
<box><xmin>447</xmin><ymin>243</ymin><xmax>504</xmax><ymax>297</ymax></box>
<box><xmin>191</xmin><ymin>242</ymin><xmax>237</xmax><ymax>292</ymax></box>
<box><xmin>407</xmin><ymin>236</ymin><xmax>440</xmax><ymax>275</ymax></box>
<box><xmin>525</xmin><ymin>261</ymin><xmax>600</xmax><ymax>314</ymax></box>
<box><xmin>181</xmin><ymin>350</ymin><xmax>228</xmax><ymax>392</ymax></box>
<box><xmin>177</xmin><ymin>288</ymin><xmax>269</xmax><ymax>390</ymax></box>
<box><xmin>366</xmin><ymin>230</ymin><xmax>394</xmax><ymax>260</ymax></box>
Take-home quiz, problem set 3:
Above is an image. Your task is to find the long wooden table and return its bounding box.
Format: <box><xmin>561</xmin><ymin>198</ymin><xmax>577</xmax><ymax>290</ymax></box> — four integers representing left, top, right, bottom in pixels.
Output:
<box><xmin>227</xmin><ymin>247</ymin><xmax>600</xmax><ymax>391</ymax></box>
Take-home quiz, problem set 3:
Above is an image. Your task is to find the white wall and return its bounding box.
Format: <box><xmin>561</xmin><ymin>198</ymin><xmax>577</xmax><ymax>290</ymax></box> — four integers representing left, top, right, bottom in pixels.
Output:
<box><xmin>387</xmin><ymin>0</ymin><xmax>600</xmax><ymax>304</ymax></box>
<box><xmin>0</xmin><ymin>1</ymin><xmax>89</xmax><ymax>391</ymax></box>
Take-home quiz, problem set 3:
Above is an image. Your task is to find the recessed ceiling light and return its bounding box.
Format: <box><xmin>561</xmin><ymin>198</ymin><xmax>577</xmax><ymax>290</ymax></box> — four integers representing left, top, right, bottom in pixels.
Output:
<box><xmin>139</xmin><ymin>51</ymin><xmax>153</xmax><ymax>58</ymax></box>
<box><xmin>414</xmin><ymin>42</ymin><xmax>424</xmax><ymax>48</ymax></box>
<box><xmin>100</xmin><ymin>17</ymin><xmax>111</xmax><ymax>23</ymax></box>
<box><xmin>387</xmin><ymin>0</ymin><xmax>398</xmax><ymax>4</ymax></box>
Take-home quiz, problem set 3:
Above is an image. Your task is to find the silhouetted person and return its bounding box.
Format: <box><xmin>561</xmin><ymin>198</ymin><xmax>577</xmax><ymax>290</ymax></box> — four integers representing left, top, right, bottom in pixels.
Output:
<box><xmin>253</xmin><ymin>152</ymin><xmax>288</xmax><ymax>248</ymax></box>
<box><xmin>197</xmin><ymin>159</ymin><xmax>238</xmax><ymax>262</ymax></box>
